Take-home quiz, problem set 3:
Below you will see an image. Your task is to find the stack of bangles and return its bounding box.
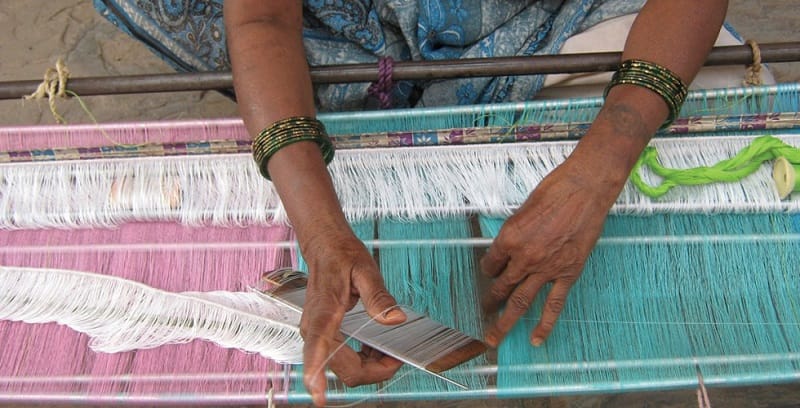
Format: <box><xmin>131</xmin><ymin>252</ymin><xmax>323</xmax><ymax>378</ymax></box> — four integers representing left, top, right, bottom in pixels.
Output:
<box><xmin>251</xmin><ymin>59</ymin><xmax>684</xmax><ymax>180</ymax></box>
<box><xmin>252</xmin><ymin>116</ymin><xmax>335</xmax><ymax>180</ymax></box>
<box><xmin>604</xmin><ymin>59</ymin><xmax>688</xmax><ymax>128</ymax></box>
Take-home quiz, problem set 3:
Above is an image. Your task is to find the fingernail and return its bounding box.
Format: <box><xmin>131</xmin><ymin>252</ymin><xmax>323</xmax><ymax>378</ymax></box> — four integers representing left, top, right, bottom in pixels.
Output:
<box><xmin>384</xmin><ymin>308</ymin><xmax>406</xmax><ymax>323</ymax></box>
<box><xmin>531</xmin><ymin>337</ymin><xmax>544</xmax><ymax>347</ymax></box>
<box><xmin>485</xmin><ymin>334</ymin><xmax>497</xmax><ymax>348</ymax></box>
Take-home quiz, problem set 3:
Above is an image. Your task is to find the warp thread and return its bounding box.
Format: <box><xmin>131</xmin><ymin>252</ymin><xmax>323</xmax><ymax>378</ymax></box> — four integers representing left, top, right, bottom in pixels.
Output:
<box><xmin>743</xmin><ymin>39</ymin><xmax>764</xmax><ymax>86</ymax></box>
<box><xmin>25</xmin><ymin>58</ymin><xmax>71</xmax><ymax>124</ymax></box>
<box><xmin>367</xmin><ymin>56</ymin><xmax>395</xmax><ymax>109</ymax></box>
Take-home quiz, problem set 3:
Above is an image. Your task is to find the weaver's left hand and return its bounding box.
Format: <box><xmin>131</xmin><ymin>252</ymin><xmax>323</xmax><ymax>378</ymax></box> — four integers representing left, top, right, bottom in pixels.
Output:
<box><xmin>480</xmin><ymin>155</ymin><xmax>622</xmax><ymax>348</ymax></box>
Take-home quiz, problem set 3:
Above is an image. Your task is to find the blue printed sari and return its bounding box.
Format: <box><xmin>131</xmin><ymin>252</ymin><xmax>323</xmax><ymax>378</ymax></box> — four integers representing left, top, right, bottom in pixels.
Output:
<box><xmin>94</xmin><ymin>0</ymin><xmax>644</xmax><ymax>111</ymax></box>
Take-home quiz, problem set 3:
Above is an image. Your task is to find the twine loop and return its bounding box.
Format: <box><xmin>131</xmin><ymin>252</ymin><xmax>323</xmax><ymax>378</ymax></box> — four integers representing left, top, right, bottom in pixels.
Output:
<box><xmin>367</xmin><ymin>56</ymin><xmax>395</xmax><ymax>109</ymax></box>
<box><xmin>25</xmin><ymin>59</ymin><xmax>71</xmax><ymax>124</ymax></box>
<box><xmin>743</xmin><ymin>39</ymin><xmax>764</xmax><ymax>86</ymax></box>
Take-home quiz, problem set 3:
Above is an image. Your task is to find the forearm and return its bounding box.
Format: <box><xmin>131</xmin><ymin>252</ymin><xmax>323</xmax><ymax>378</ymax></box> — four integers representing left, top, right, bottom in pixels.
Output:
<box><xmin>572</xmin><ymin>0</ymin><xmax>729</xmax><ymax>189</ymax></box>
<box><xmin>225</xmin><ymin>1</ymin><xmax>351</xmax><ymax>243</ymax></box>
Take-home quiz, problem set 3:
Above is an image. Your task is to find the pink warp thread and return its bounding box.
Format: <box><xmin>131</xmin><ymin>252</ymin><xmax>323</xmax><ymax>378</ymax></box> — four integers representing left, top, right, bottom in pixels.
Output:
<box><xmin>0</xmin><ymin>119</ymin><xmax>303</xmax><ymax>404</ymax></box>
<box><xmin>0</xmin><ymin>222</ymin><xmax>296</xmax><ymax>403</ymax></box>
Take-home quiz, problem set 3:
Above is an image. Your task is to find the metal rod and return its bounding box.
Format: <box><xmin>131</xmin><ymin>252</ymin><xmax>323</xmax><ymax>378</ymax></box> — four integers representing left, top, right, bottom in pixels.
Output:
<box><xmin>2</xmin><ymin>42</ymin><xmax>799</xmax><ymax>100</ymax></box>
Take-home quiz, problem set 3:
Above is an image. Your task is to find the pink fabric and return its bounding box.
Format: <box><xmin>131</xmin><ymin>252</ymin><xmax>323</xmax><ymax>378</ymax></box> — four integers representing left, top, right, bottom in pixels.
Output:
<box><xmin>0</xmin><ymin>119</ymin><xmax>248</xmax><ymax>151</ymax></box>
<box><xmin>0</xmin><ymin>222</ymin><xmax>296</xmax><ymax>403</ymax></box>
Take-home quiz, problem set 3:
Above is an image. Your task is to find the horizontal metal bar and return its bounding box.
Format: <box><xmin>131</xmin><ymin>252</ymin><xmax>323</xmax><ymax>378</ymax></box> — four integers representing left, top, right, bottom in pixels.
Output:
<box><xmin>1</xmin><ymin>42</ymin><xmax>798</xmax><ymax>100</ymax></box>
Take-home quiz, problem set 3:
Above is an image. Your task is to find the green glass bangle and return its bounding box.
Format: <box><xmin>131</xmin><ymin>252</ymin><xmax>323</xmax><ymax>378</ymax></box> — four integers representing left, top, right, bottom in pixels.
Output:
<box><xmin>252</xmin><ymin>116</ymin><xmax>335</xmax><ymax>180</ymax></box>
<box><xmin>604</xmin><ymin>59</ymin><xmax>688</xmax><ymax>128</ymax></box>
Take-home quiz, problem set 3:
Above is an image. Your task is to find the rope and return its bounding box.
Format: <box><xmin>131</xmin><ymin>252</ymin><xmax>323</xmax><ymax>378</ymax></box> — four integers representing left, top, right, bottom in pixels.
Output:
<box><xmin>743</xmin><ymin>39</ymin><xmax>764</xmax><ymax>86</ymax></box>
<box><xmin>367</xmin><ymin>56</ymin><xmax>395</xmax><ymax>109</ymax></box>
<box><xmin>630</xmin><ymin>135</ymin><xmax>800</xmax><ymax>198</ymax></box>
<box><xmin>25</xmin><ymin>59</ymin><xmax>70</xmax><ymax>124</ymax></box>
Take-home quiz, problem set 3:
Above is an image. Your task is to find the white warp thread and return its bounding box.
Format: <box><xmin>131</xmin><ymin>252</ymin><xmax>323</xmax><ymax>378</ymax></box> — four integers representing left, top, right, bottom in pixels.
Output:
<box><xmin>0</xmin><ymin>135</ymin><xmax>797</xmax><ymax>229</ymax></box>
<box><xmin>0</xmin><ymin>266</ymin><xmax>303</xmax><ymax>363</ymax></box>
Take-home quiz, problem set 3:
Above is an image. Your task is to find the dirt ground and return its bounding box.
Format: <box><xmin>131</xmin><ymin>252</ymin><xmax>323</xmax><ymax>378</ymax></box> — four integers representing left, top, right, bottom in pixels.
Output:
<box><xmin>1</xmin><ymin>1</ymin><xmax>799</xmax><ymax>407</ymax></box>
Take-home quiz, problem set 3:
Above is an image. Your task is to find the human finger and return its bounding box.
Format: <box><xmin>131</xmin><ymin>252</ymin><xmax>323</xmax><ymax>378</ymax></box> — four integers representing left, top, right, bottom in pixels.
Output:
<box><xmin>530</xmin><ymin>279</ymin><xmax>574</xmax><ymax>346</ymax></box>
<box><xmin>326</xmin><ymin>344</ymin><xmax>403</xmax><ymax>387</ymax></box>
<box><xmin>480</xmin><ymin>239</ymin><xmax>510</xmax><ymax>278</ymax></box>
<box><xmin>300</xmin><ymin>293</ymin><xmax>347</xmax><ymax>407</ymax></box>
<box><xmin>351</xmin><ymin>267</ymin><xmax>406</xmax><ymax>324</ymax></box>
<box><xmin>359</xmin><ymin>345</ymin><xmax>403</xmax><ymax>374</ymax></box>
<box><xmin>484</xmin><ymin>274</ymin><xmax>546</xmax><ymax>348</ymax></box>
<box><xmin>481</xmin><ymin>259</ymin><xmax>527</xmax><ymax>315</ymax></box>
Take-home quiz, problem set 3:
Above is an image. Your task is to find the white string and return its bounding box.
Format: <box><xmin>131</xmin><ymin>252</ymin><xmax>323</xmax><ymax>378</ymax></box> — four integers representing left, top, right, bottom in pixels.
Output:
<box><xmin>2</xmin><ymin>134</ymin><xmax>800</xmax><ymax>229</ymax></box>
<box><xmin>309</xmin><ymin>304</ymin><xmax>405</xmax><ymax>387</ymax></box>
<box><xmin>266</xmin><ymin>387</ymin><xmax>275</xmax><ymax>408</ymax></box>
<box><xmin>696</xmin><ymin>365</ymin><xmax>713</xmax><ymax>408</ymax></box>
<box><xmin>0</xmin><ymin>266</ymin><xmax>304</xmax><ymax>363</ymax></box>
<box><xmin>324</xmin><ymin>369</ymin><xmax>417</xmax><ymax>408</ymax></box>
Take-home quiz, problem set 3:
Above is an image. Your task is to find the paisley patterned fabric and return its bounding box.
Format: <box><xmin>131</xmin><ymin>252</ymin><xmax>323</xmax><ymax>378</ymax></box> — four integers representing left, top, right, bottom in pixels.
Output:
<box><xmin>94</xmin><ymin>0</ymin><xmax>645</xmax><ymax>111</ymax></box>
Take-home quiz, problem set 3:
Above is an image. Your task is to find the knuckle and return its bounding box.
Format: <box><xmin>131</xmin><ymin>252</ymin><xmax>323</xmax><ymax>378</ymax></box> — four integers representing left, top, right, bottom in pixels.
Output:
<box><xmin>340</xmin><ymin>373</ymin><xmax>362</xmax><ymax>387</ymax></box>
<box><xmin>339</xmin><ymin>375</ymin><xmax>361</xmax><ymax>387</ymax></box>
<box><xmin>559</xmin><ymin>243</ymin><xmax>580</xmax><ymax>259</ymax></box>
<box><xmin>560</xmin><ymin>272</ymin><xmax>580</xmax><ymax>286</ymax></box>
<box><xmin>488</xmin><ymin>283</ymin><xmax>509</xmax><ymax>300</ymax></box>
<box><xmin>508</xmin><ymin>292</ymin><xmax>532</xmax><ymax>313</ymax></box>
<box><xmin>539</xmin><ymin>319</ymin><xmax>555</xmax><ymax>333</ymax></box>
<box><xmin>363</xmin><ymin>289</ymin><xmax>393</xmax><ymax>308</ymax></box>
<box><xmin>306</xmin><ymin>289</ymin><xmax>347</xmax><ymax>310</ymax></box>
<box><xmin>545</xmin><ymin>297</ymin><xmax>566</xmax><ymax>314</ymax></box>
<box><xmin>500</xmin><ymin>220</ymin><xmax>525</xmax><ymax>249</ymax></box>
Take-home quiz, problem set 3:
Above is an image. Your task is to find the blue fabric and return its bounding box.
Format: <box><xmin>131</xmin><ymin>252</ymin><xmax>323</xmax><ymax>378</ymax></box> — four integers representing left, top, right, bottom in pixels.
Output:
<box><xmin>94</xmin><ymin>0</ymin><xmax>645</xmax><ymax>111</ymax></box>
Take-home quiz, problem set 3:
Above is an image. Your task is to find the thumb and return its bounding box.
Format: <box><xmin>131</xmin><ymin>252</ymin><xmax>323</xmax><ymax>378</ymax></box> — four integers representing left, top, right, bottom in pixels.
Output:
<box><xmin>352</xmin><ymin>268</ymin><xmax>406</xmax><ymax>325</ymax></box>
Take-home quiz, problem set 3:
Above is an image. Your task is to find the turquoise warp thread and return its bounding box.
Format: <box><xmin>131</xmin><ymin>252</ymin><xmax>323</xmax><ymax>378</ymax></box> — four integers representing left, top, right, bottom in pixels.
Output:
<box><xmin>631</xmin><ymin>135</ymin><xmax>800</xmax><ymax>198</ymax></box>
<box><xmin>292</xmin><ymin>218</ymin><xmax>487</xmax><ymax>401</ymax></box>
<box><xmin>481</xmin><ymin>213</ymin><xmax>800</xmax><ymax>395</ymax></box>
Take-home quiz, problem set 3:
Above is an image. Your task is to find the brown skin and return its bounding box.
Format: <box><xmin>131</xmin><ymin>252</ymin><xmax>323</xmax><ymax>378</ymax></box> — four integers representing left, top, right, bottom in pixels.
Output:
<box><xmin>225</xmin><ymin>3</ymin><xmax>406</xmax><ymax>407</ymax></box>
<box><xmin>224</xmin><ymin>0</ymin><xmax>728</xmax><ymax>405</ymax></box>
<box><xmin>481</xmin><ymin>0</ymin><xmax>728</xmax><ymax>348</ymax></box>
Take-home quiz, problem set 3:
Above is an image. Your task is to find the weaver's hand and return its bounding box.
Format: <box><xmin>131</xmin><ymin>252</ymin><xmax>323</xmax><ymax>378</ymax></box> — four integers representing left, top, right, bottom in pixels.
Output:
<box><xmin>480</xmin><ymin>156</ymin><xmax>621</xmax><ymax>348</ymax></box>
<box><xmin>300</xmin><ymin>232</ymin><xmax>407</xmax><ymax>407</ymax></box>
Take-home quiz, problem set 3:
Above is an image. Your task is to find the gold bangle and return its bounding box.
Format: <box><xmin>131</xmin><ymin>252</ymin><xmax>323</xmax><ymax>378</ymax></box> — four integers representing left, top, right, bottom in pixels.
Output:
<box><xmin>604</xmin><ymin>59</ymin><xmax>688</xmax><ymax>128</ymax></box>
<box><xmin>252</xmin><ymin>116</ymin><xmax>335</xmax><ymax>180</ymax></box>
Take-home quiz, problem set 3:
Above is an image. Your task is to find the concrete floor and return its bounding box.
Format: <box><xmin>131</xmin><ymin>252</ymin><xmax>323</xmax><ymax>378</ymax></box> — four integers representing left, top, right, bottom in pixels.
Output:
<box><xmin>1</xmin><ymin>1</ymin><xmax>799</xmax><ymax>407</ymax></box>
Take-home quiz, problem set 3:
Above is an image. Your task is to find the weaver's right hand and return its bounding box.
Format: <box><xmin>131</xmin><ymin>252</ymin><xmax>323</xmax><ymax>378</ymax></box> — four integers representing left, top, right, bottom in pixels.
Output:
<box><xmin>299</xmin><ymin>232</ymin><xmax>407</xmax><ymax>407</ymax></box>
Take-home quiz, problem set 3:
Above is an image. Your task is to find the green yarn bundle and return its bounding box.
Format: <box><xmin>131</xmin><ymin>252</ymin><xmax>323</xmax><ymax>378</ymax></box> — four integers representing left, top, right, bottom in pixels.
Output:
<box><xmin>631</xmin><ymin>135</ymin><xmax>800</xmax><ymax>199</ymax></box>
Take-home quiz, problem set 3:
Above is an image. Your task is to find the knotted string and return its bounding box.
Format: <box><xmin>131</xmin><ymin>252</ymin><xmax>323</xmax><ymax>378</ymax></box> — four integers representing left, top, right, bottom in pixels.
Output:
<box><xmin>25</xmin><ymin>58</ymin><xmax>70</xmax><ymax>124</ymax></box>
<box><xmin>367</xmin><ymin>56</ymin><xmax>395</xmax><ymax>109</ymax></box>
<box><xmin>631</xmin><ymin>135</ymin><xmax>800</xmax><ymax>198</ymax></box>
<box><xmin>743</xmin><ymin>39</ymin><xmax>764</xmax><ymax>86</ymax></box>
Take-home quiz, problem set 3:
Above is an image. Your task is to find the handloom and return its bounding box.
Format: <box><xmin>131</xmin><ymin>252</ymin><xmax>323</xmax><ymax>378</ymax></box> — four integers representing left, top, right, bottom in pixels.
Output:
<box><xmin>1</xmin><ymin>83</ymin><xmax>800</xmax><ymax>405</ymax></box>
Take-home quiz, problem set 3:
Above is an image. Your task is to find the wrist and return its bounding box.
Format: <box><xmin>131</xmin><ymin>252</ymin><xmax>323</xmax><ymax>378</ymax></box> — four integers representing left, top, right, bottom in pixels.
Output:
<box><xmin>266</xmin><ymin>142</ymin><xmax>352</xmax><ymax>241</ymax></box>
<box><xmin>570</xmin><ymin>85</ymin><xmax>668</xmax><ymax>191</ymax></box>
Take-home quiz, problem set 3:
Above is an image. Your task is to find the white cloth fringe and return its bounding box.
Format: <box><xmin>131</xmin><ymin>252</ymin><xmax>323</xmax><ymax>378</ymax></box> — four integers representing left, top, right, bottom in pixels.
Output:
<box><xmin>0</xmin><ymin>266</ymin><xmax>304</xmax><ymax>363</ymax></box>
<box><xmin>0</xmin><ymin>135</ymin><xmax>796</xmax><ymax>229</ymax></box>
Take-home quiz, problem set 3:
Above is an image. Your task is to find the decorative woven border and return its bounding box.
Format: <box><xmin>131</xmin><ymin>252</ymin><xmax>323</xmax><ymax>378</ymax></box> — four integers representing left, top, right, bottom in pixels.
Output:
<box><xmin>1</xmin><ymin>113</ymin><xmax>798</xmax><ymax>164</ymax></box>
